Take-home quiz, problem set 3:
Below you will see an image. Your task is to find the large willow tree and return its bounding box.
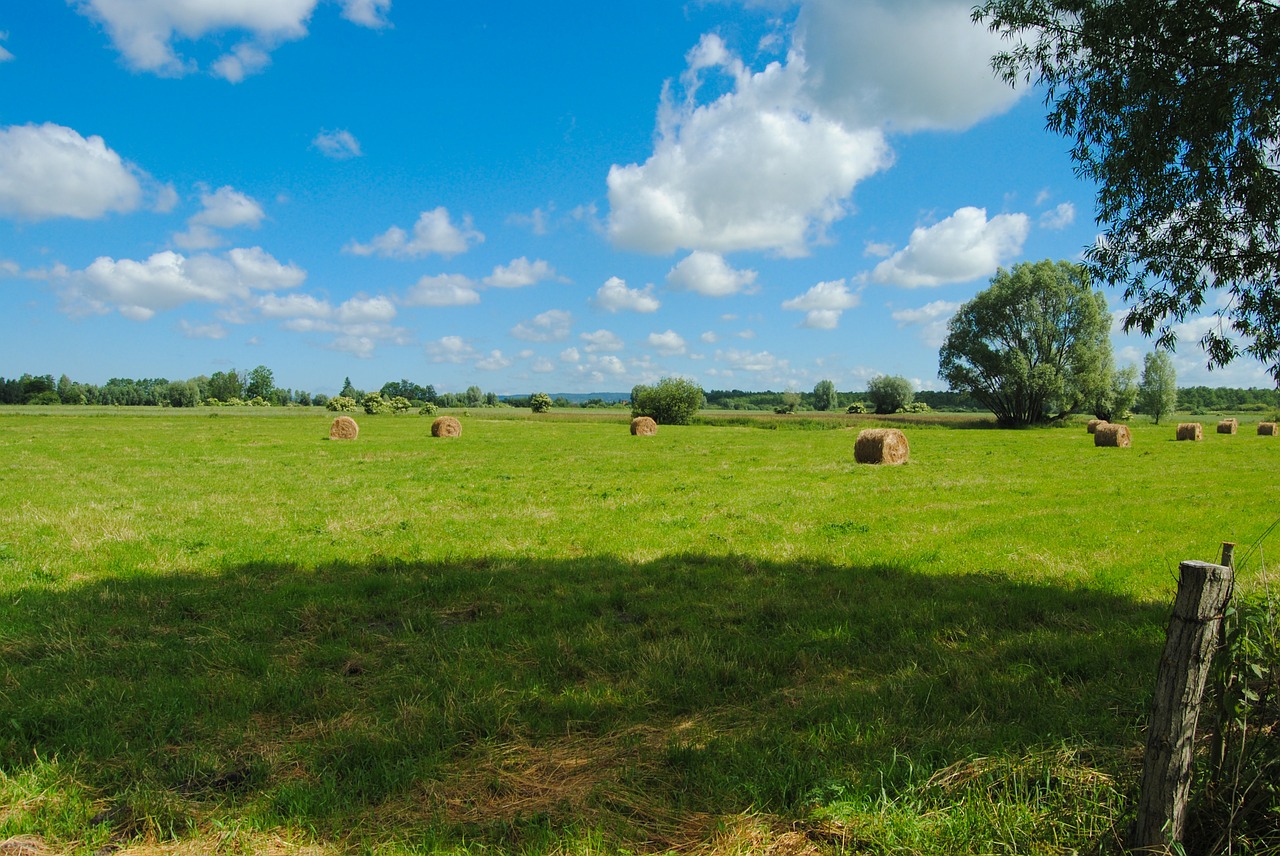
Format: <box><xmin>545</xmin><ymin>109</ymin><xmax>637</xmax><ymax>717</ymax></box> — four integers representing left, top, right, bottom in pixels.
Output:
<box><xmin>974</xmin><ymin>0</ymin><xmax>1280</xmax><ymax>380</ymax></box>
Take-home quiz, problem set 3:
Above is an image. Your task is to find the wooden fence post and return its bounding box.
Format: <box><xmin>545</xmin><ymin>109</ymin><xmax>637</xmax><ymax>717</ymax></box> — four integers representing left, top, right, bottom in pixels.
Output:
<box><xmin>1130</xmin><ymin>558</ymin><xmax>1234</xmax><ymax>851</ymax></box>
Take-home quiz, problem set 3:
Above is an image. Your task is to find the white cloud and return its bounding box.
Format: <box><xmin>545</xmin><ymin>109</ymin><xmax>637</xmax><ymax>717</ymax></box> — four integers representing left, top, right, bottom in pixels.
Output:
<box><xmin>72</xmin><ymin>0</ymin><xmax>388</xmax><ymax>81</ymax></box>
<box><xmin>0</xmin><ymin>32</ymin><xmax>13</xmax><ymax>62</ymax></box>
<box><xmin>666</xmin><ymin>251</ymin><xmax>758</xmax><ymax>297</ymax></box>
<box><xmin>511</xmin><ymin>309</ymin><xmax>572</xmax><ymax>342</ymax></box>
<box><xmin>531</xmin><ymin>357</ymin><xmax>555</xmax><ymax>373</ymax></box>
<box><xmin>581</xmin><ymin>330</ymin><xmax>624</xmax><ymax>353</ymax></box>
<box><xmin>781</xmin><ymin>279</ymin><xmax>861</xmax><ymax>329</ymax></box>
<box><xmin>426</xmin><ymin>335</ymin><xmax>477</xmax><ymax>364</ymax></box>
<box><xmin>174</xmin><ymin>186</ymin><xmax>267</xmax><ymax>249</ymax></box>
<box><xmin>476</xmin><ymin>350</ymin><xmax>513</xmax><ymax>371</ymax></box>
<box><xmin>1039</xmin><ymin>201</ymin><xmax>1076</xmax><ymax>230</ymax></box>
<box><xmin>337</xmin><ymin>294</ymin><xmax>396</xmax><ymax>324</ymax></box>
<box><xmin>0</xmin><ymin>123</ymin><xmax>143</xmax><ymax>221</ymax></box>
<box><xmin>891</xmin><ymin>299</ymin><xmax>961</xmax><ymax>348</ymax></box>
<box><xmin>483</xmin><ymin>257</ymin><xmax>557</xmax><ymax>288</ymax></box>
<box><xmin>255</xmin><ymin>292</ymin><xmax>331</xmax><ymax>319</ymax></box>
<box><xmin>402</xmin><ymin>273</ymin><xmax>481</xmax><ymax>307</ymax></box>
<box><xmin>346</xmin><ymin>207</ymin><xmax>484</xmax><ymax>258</ymax></box>
<box><xmin>795</xmin><ymin>0</ymin><xmax>1023</xmax><ymax>132</ymax></box>
<box><xmin>65</xmin><ymin>247</ymin><xmax>304</xmax><ymax>319</ymax></box>
<box><xmin>715</xmin><ymin>348</ymin><xmax>790</xmax><ymax>375</ymax></box>
<box><xmin>560</xmin><ymin>347</ymin><xmax>581</xmax><ymax>363</ymax></box>
<box><xmin>608</xmin><ymin>34</ymin><xmax>892</xmax><ymax>257</ymax></box>
<box><xmin>313</xmin><ymin>129</ymin><xmax>363</xmax><ymax>159</ymax></box>
<box><xmin>592</xmin><ymin>355</ymin><xmax>628</xmax><ymax>376</ymax></box>
<box><xmin>700</xmin><ymin>331</ymin><xmax>718</xmax><ymax>344</ymax></box>
<box><xmin>647</xmin><ymin>330</ymin><xmax>687</xmax><ymax>356</ymax></box>
<box><xmin>864</xmin><ymin>241</ymin><xmax>894</xmax><ymax>258</ymax></box>
<box><xmin>872</xmin><ymin>207</ymin><xmax>1029</xmax><ymax>287</ymax></box>
<box><xmin>178</xmin><ymin>319</ymin><xmax>227</xmax><ymax>340</ymax></box>
<box><xmin>593</xmin><ymin>276</ymin><xmax>660</xmax><ymax>313</ymax></box>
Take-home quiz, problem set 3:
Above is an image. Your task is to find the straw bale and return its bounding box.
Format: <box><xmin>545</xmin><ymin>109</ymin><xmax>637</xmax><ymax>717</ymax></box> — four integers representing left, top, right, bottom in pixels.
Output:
<box><xmin>329</xmin><ymin>416</ymin><xmax>359</xmax><ymax>440</ymax></box>
<box><xmin>431</xmin><ymin>416</ymin><xmax>462</xmax><ymax>438</ymax></box>
<box><xmin>854</xmin><ymin>428</ymin><xmax>910</xmax><ymax>465</ymax></box>
<box><xmin>1258</xmin><ymin>422</ymin><xmax>1278</xmax><ymax>436</ymax></box>
<box><xmin>630</xmin><ymin>416</ymin><xmax>658</xmax><ymax>436</ymax></box>
<box><xmin>1175</xmin><ymin>422</ymin><xmax>1203</xmax><ymax>441</ymax></box>
<box><xmin>1217</xmin><ymin>418</ymin><xmax>1238</xmax><ymax>434</ymax></box>
<box><xmin>1086</xmin><ymin>419</ymin><xmax>1107</xmax><ymax>434</ymax></box>
<box><xmin>1094</xmin><ymin>423</ymin><xmax>1131</xmax><ymax>447</ymax></box>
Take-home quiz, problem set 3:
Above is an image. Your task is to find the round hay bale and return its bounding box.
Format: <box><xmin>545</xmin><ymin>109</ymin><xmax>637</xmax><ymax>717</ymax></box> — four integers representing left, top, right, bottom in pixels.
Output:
<box><xmin>431</xmin><ymin>416</ymin><xmax>462</xmax><ymax>438</ymax></box>
<box><xmin>1094</xmin><ymin>423</ymin><xmax>1131</xmax><ymax>447</ymax></box>
<box><xmin>1175</xmin><ymin>422</ymin><xmax>1203</xmax><ymax>441</ymax></box>
<box><xmin>1257</xmin><ymin>422</ymin><xmax>1278</xmax><ymax>436</ymax></box>
<box><xmin>630</xmin><ymin>416</ymin><xmax>658</xmax><ymax>436</ymax></box>
<box><xmin>329</xmin><ymin>415</ymin><xmax>359</xmax><ymax>440</ymax></box>
<box><xmin>854</xmin><ymin>428</ymin><xmax>909</xmax><ymax>465</ymax></box>
<box><xmin>1217</xmin><ymin>418</ymin><xmax>1239</xmax><ymax>434</ymax></box>
<box><xmin>1086</xmin><ymin>419</ymin><xmax>1107</xmax><ymax>434</ymax></box>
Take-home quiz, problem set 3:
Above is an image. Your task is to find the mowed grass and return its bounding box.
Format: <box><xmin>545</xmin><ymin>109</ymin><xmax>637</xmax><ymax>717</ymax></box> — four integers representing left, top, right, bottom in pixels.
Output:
<box><xmin>0</xmin><ymin>409</ymin><xmax>1275</xmax><ymax>854</ymax></box>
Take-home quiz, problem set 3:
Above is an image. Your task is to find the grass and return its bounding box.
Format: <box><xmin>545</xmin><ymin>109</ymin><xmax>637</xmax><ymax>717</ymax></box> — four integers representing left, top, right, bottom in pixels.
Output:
<box><xmin>0</xmin><ymin>408</ymin><xmax>1276</xmax><ymax>854</ymax></box>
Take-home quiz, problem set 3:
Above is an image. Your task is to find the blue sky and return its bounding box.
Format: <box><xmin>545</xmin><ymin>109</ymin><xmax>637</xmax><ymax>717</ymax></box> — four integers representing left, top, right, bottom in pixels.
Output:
<box><xmin>1</xmin><ymin>0</ymin><xmax>1269</xmax><ymax>396</ymax></box>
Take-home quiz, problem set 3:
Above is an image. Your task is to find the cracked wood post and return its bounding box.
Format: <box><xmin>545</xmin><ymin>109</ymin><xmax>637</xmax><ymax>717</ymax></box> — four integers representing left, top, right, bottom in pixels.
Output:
<box><xmin>1130</xmin><ymin>558</ymin><xmax>1234</xmax><ymax>851</ymax></box>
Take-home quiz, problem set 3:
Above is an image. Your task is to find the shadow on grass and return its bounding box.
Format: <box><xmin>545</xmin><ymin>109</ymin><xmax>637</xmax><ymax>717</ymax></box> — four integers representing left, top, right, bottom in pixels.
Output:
<box><xmin>0</xmin><ymin>554</ymin><xmax>1167</xmax><ymax>851</ymax></box>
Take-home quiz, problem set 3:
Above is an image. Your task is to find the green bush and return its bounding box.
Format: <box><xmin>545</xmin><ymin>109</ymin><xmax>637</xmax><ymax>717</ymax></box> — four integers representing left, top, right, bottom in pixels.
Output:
<box><xmin>866</xmin><ymin>375</ymin><xmax>915</xmax><ymax>414</ymax></box>
<box><xmin>388</xmin><ymin>396</ymin><xmax>412</xmax><ymax>414</ymax></box>
<box><xmin>326</xmin><ymin>396</ymin><xmax>359</xmax><ymax>413</ymax></box>
<box><xmin>902</xmin><ymin>401</ymin><xmax>932</xmax><ymax>413</ymax></box>
<box><xmin>846</xmin><ymin>401</ymin><xmax>868</xmax><ymax>414</ymax></box>
<box><xmin>418</xmin><ymin>402</ymin><xmax>439</xmax><ymax>416</ymax></box>
<box><xmin>530</xmin><ymin>392</ymin><xmax>553</xmax><ymax>414</ymax></box>
<box><xmin>631</xmin><ymin>377</ymin><xmax>704</xmax><ymax>425</ymax></box>
<box><xmin>362</xmin><ymin>393</ymin><xmax>391</xmax><ymax>415</ymax></box>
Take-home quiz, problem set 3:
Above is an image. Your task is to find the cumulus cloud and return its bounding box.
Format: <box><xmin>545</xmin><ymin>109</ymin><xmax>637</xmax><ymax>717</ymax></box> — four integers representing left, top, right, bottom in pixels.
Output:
<box><xmin>346</xmin><ymin>207</ymin><xmax>483</xmax><ymax>258</ymax></box>
<box><xmin>174</xmin><ymin>186</ymin><xmax>266</xmax><ymax>249</ymax></box>
<box><xmin>647</xmin><ymin>330</ymin><xmax>687</xmax><ymax>356</ymax></box>
<box><xmin>426</xmin><ymin>335</ymin><xmax>477</xmax><ymax>364</ymax></box>
<box><xmin>608</xmin><ymin>34</ymin><xmax>892</xmax><ymax>257</ymax></box>
<box><xmin>511</xmin><ymin>309</ymin><xmax>572</xmax><ymax>342</ymax></box>
<box><xmin>73</xmin><ymin>0</ymin><xmax>390</xmax><ymax>81</ymax></box>
<box><xmin>0</xmin><ymin>32</ymin><xmax>13</xmax><ymax>62</ymax></box>
<box><xmin>483</xmin><ymin>257</ymin><xmax>558</xmax><ymax>288</ymax></box>
<box><xmin>476</xmin><ymin>350</ymin><xmax>513</xmax><ymax>371</ymax></box>
<box><xmin>402</xmin><ymin>273</ymin><xmax>481</xmax><ymax>307</ymax></box>
<box><xmin>0</xmin><ymin>123</ymin><xmax>143</xmax><ymax>221</ymax></box>
<box><xmin>666</xmin><ymin>251</ymin><xmax>759</xmax><ymax>297</ymax></box>
<box><xmin>64</xmin><ymin>246</ymin><xmax>304</xmax><ymax>320</ymax></box>
<box><xmin>891</xmin><ymin>299</ymin><xmax>961</xmax><ymax>348</ymax></box>
<box><xmin>781</xmin><ymin>278</ymin><xmax>862</xmax><ymax>329</ymax></box>
<box><xmin>178</xmin><ymin>319</ymin><xmax>227</xmax><ymax>340</ymax></box>
<box><xmin>1039</xmin><ymin>201</ymin><xmax>1076</xmax><ymax>230</ymax></box>
<box><xmin>581</xmin><ymin>330</ymin><xmax>624</xmax><ymax>353</ymax></box>
<box><xmin>592</xmin><ymin>276</ymin><xmax>660</xmax><ymax>313</ymax></box>
<box><xmin>795</xmin><ymin>0</ymin><xmax>1022</xmax><ymax>132</ymax></box>
<box><xmin>715</xmin><ymin>348</ymin><xmax>790</xmax><ymax>376</ymax></box>
<box><xmin>872</xmin><ymin>207</ymin><xmax>1029</xmax><ymax>287</ymax></box>
<box><xmin>313</xmin><ymin>129</ymin><xmax>363</xmax><ymax>159</ymax></box>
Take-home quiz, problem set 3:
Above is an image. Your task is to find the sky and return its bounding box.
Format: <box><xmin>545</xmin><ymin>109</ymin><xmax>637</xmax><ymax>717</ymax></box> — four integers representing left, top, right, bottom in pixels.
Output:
<box><xmin>1</xmin><ymin>0</ymin><xmax>1271</xmax><ymax>397</ymax></box>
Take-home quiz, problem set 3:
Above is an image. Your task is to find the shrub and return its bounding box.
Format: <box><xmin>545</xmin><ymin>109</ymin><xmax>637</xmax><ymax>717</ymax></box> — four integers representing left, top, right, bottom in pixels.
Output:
<box><xmin>530</xmin><ymin>392</ymin><xmax>553</xmax><ymax>414</ymax></box>
<box><xmin>362</xmin><ymin>393</ymin><xmax>391</xmax><ymax>415</ymax></box>
<box><xmin>388</xmin><ymin>396</ymin><xmax>413</xmax><ymax>414</ymax></box>
<box><xmin>846</xmin><ymin>401</ymin><xmax>868</xmax><ymax>414</ymax></box>
<box><xmin>327</xmin><ymin>396</ymin><xmax>360</xmax><ymax>413</ymax></box>
<box><xmin>631</xmin><ymin>377</ymin><xmax>704</xmax><ymax>425</ymax></box>
<box><xmin>903</xmin><ymin>401</ymin><xmax>932</xmax><ymax>413</ymax></box>
<box><xmin>418</xmin><ymin>402</ymin><xmax>439</xmax><ymax>416</ymax></box>
<box><xmin>866</xmin><ymin>375</ymin><xmax>915</xmax><ymax>414</ymax></box>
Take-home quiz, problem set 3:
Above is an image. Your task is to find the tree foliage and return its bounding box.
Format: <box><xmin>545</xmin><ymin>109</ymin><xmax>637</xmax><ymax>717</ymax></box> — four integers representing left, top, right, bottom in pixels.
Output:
<box><xmin>529</xmin><ymin>392</ymin><xmax>553</xmax><ymax>413</ymax></box>
<box><xmin>939</xmin><ymin>260</ymin><xmax>1112</xmax><ymax>427</ymax></box>
<box><xmin>1137</xmin><ymin>350</ymin><xmax>1178</xmax><ymax>423</ymax></box>
<box><xmin>974</xmin><ymin>0</ymin><xmax>1280</xmax><ymax>379</ymax></box>
<box><xmin>812</xmin><ymin>379</ymin><xmax>839</xmax><ymax>411</ymax></box>
<box><xmin>865</xmin><ymin>375</ymin><xmax>914</xmax><ymax>415</ymax></box>
<box><xmin>630</xmin><ymin>377</ymin><xmax>704</xmax><ymax>425</ymax></box>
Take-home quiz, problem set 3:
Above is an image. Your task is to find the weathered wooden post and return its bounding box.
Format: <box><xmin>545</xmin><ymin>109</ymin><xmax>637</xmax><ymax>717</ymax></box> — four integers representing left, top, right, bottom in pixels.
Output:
<box><xmin>1130</xmin><ymin>554</ymin><xmax>1234</xmax><ymax>851</ymax></box>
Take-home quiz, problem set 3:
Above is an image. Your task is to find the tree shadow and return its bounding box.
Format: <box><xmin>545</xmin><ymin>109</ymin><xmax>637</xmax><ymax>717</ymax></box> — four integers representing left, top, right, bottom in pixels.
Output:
<box><xmin>0</xmin><ymin>554</ymin><xmax>1168</xmax><ymax>850</ymax></box>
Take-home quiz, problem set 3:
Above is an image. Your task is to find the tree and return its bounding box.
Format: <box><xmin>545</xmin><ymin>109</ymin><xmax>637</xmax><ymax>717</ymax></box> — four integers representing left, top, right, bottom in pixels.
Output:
<box><xmin>939</xmin><ymin>260</ymin><xmax>1112</xmax><ymax>427</ymax></box>
<box><xmin>245</xmin><ymin>365</ymin><xmax>274</xmax><ymax>401</ymax></box>
<box><xmin>865</xmin><ymin>375</ymin><xmax>914</xmax><ymax>415</ymax></box>
<box><xmin>812</xmin><ymin>379</ymin><xmax>839</xmax><ymax>412</ymax></box>
<box><xmin>208</xmin><ymin>370</ymin><xmax>244</xmax><ymax>403</ymax></box>
<box><xmin>464</xmin><ymin>385</ymin><xmax>484</xmax><ymax>407</ymax></box>
<box><xmin>1093</xmin><ymin>363</ymin><xmax>1139</xmax><ymax>422</ymax></box>
<box><xmin>529</xmin><ymin>392</ymin><xmax>553</xmax><ymax>413</ymax></box>
<box><xmin>1137</xmin><ymin>350</ymin><xmax>1178</xmax><ymax>424</ymax></box>
<box><xmin>630</xmin><ymin>377</ymin><xmax>704</xmax><ymax>425</ymax></box>
<box><xmin>974</xmin><ymin>0</ymin><xmax>1280</xmax><ymax>380</ymax></box>
<box><xmin>339</xmin><ymin>377</ymin><xmax>359</xmax><ymax>399</ymax></box>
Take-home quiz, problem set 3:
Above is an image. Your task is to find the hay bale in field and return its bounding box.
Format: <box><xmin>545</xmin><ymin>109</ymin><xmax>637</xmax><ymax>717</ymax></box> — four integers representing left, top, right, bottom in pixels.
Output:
<box><xmin>630</xmin><ymin>416</ymin><xmax>658</xmax><ymax>436</ymax></box>
<box><xmin>431</xmin><ymin>416</ymin><xmax>462</xmax><ymax>438</ymax></box>
<box><xmin>854</xmin><ymin>428</ymin><xmax>910</xmax><ymax>465</ymax></box>
<box><xmin>329</xmin><ymin>415</ymin><xmax>359</xmax><ymax>440</ymax></box>
<box><xmin>1258</xmin><ymin>422</ymin><xmax>1278</xmax><ymax>436</ymax></box>
<box><xmin>1094</xmin><ymin>423</ymin><xmax>1131</xmax><ymax>447</ymax></box>
<box><xmin>1086</xmin><ymin>419</ymin><xmax>1107</xmax><ymax>434</ymax></box>
<box><xmin>1175</xmin><ymin>422</ymin><xmax>1203</xmax><ymax>441</ymax></box>
<box><xmin>1217</xmin><ymin>418</ymin><xmax>1238</xmax><ymax>434</ymax></box>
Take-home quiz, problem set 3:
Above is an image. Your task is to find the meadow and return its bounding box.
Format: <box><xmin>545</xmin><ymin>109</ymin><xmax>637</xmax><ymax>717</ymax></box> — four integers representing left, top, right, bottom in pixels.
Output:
<box><xmin>0</xmin><ymin>407</ymin><xmax>1276</xmax><ymax>855</ymax></box>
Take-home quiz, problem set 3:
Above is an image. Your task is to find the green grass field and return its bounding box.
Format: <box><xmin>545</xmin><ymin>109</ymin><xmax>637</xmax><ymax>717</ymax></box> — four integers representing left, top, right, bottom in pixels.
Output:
<box><xmin>1</xmin><ymin>408</ymin><xmax>1276</xmax><ymax>854</ymax></box>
